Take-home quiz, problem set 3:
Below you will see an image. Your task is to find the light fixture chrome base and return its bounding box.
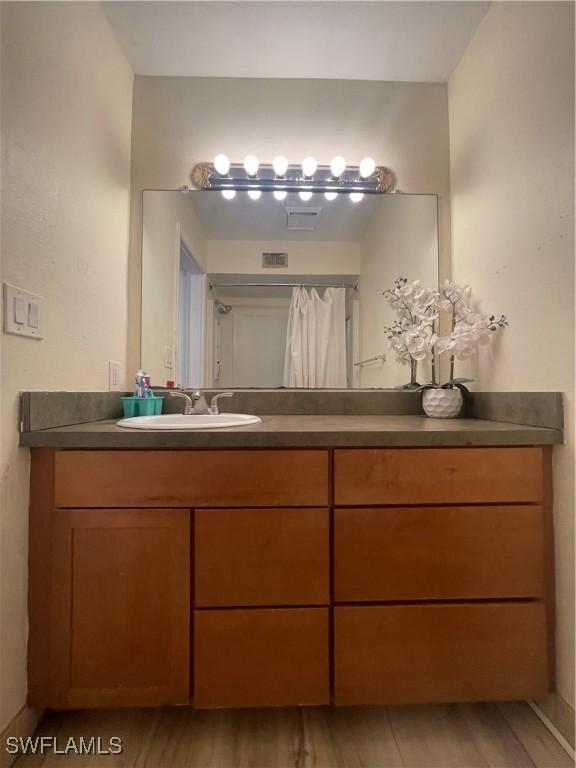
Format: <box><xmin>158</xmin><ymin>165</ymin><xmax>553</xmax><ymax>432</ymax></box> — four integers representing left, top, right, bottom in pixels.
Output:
<box><xmin>191</xmin><ymin>163</ymin><xmax>395</xmax><ymax>195</ymax></box>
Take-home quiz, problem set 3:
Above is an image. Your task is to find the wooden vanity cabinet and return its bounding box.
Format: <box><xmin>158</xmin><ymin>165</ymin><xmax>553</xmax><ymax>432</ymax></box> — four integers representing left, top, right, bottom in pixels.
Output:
<box><xmin>28</xmin><ymin>445</ymin><xmax>553</xmax><ymax>711</ymax></box>
<box><xmin>29</xmin><ymin>449</ymin><xmax>190</xmax><ymax>709</ymax></box>
<box><xmin>333</xmin><ymin>447</ymin><xmax>553</xmax><ymax>705</ymax></box>
<box><xmin>29</xmin><ymin>448</ymin><xmax>330</xmax><ymax>710</ymax></box>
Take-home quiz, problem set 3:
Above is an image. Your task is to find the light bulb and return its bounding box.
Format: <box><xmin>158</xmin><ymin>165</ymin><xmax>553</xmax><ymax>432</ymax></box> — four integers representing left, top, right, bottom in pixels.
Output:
<box><xmin>301</xmin><ymin>157</ymin><xmax>317</xmax><ymax>178</ymax></box>
<box><xmin>330</xmin><ymin>156</ymin><xmax>346</xmax><ymax>178</ymax></box>
<box><xmin>359</xmin><ymin>157</ymin><xmax>376</xmax><ymax>178</ymax></box>
<box><xmin>350</xmin><ymin>192</ymin><xmax>364</xmax><ymax>203</ymax></box>
<box><xmin>273</xmin><ymin>190</ymin><xmax>287</xmax><ymax>201</ymax></box>
<box><xmin>299</xmin><ymin>191</ymin><xmax>313</xmax><ymax>202</ymax></box>
<box><xmin>243</xmin><ymin>154</ymin><xmax>259</xmax><ymax>177</ymax></box>
<box><xmin>221</xmin><ymin>189</ymin><xmax>236</xmax><ymax>200</ymax></box>
<box><xmin>213</xmin><ymin>154</ymin><xmax>230</xmax><ymax>176</ymax></box>
<box><xmin>324</xmin><ymin>191</ymin><xmax>338</xmax><ymax>201</ymax></box>
<box><xmin>272</xmin><ymin>155</ymin><xmax>288</xmax><ymax>177</ymax></box>
<box><xmin>248</xmin><ymin>190</ymin><xmax>261</xmax><ymax>200</ymax></box>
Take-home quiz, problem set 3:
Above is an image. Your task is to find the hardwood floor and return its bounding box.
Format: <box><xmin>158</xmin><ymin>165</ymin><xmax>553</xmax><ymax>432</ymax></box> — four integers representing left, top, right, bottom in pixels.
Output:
<box><xmin>14</xmin><ymin>702</ymin><xmax>573</xmax><ymax>768</ymax></box>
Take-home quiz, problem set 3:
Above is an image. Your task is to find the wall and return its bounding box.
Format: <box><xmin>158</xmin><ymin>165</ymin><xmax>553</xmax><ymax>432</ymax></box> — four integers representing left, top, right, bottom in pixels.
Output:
<box><xmin>130</xmin><ymin>77</ymin><xmax>451</xmax><ymax>375</ymax></box>
<box><xmin>0</xmin><ymin>2</ymin><xmax>133</xmax><ymax>732</ymax></box>
<box><xmin>142</xmin><ymin>191</ymin><xmax>207</xmax><ymax>383</ymax></box>
<box><xmin>449</xmin><ymin>0</ymin><xmax>575</xmax><ymax>723</ymax></box>
<box><xmin>206</xmin><ymin>240</ymin><xmax>360</xmax><ymax>276</ymax></box>
<box><xmin>359</xmin><ymin>194</ymin><xmax>439</xmax><ymax>388</ymax></box>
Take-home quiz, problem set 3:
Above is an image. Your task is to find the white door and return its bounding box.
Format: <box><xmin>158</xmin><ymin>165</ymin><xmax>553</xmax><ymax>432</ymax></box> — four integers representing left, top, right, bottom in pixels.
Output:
<box><xmin>177</xmin><ymin>241</ymin><xmax>205</xmax><ymax>388</ymax></box>
<box><xmin>216</xmin><ymin>304</ymin><xmax>289</xmax><ymax>387</ymax></box>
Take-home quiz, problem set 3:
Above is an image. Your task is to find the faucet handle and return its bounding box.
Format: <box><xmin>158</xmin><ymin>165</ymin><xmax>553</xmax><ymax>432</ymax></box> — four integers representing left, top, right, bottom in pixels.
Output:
<box><xmin>209</xmin><ymin>392</ymin><xmax>234</xmax><ymax>415</ymax></box>
<box><xmin>168</xmin><ymin>390</ymin><xmax>195</xmax><ymax>415</ymax></box>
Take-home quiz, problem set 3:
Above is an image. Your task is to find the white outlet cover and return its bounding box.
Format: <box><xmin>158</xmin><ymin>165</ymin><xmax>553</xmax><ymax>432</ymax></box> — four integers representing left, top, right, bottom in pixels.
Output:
<box><xmin>164</xmin><ymin>346</ymin><xmax>174</xmax><ymax>369</ymax></box>
<box><xmin>108</xmin><ymin>361</ymin><xmax>122</xmax><ymax>391</ymax></box>
<box><xmin>3</xmin><ymin>283</ymin><xmax>43</xmax><ymax>339</ymax></box>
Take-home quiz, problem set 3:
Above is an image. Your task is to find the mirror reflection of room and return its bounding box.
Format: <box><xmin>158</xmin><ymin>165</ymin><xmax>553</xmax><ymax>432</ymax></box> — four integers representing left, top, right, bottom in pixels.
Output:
<box><xmin>141</xmin><ymin>190</ymin><xmax>438</xmax><ymax>389</ymax></box>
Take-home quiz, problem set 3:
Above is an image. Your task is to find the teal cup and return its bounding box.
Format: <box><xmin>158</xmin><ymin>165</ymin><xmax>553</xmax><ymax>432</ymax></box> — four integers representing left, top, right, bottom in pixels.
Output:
<box><xmin>121</xmin><ymin>396</ymin><xmax>163</xmax><ymax>418</ymax></box>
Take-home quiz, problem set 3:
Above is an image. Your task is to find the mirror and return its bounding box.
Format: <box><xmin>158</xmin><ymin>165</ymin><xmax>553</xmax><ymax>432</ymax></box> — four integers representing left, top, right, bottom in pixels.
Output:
<box><xmin>141</xmin><ymin>190</ymin><xmax>438</xmax><ymax>389</ymax></box>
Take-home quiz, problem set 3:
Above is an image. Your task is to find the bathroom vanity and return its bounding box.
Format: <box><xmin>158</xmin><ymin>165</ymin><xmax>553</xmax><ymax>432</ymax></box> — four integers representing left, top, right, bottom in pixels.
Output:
<box><xmin>25</xmin><ymin>406</ymin><xmax>559</xmax><ymax>710</ymax></box>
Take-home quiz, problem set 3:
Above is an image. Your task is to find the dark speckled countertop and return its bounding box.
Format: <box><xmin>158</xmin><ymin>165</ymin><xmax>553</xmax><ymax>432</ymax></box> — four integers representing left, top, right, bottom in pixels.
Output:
<box><xmin>19</xmin><ymin>414</ymin><xmax>561</xmax><ymax>449</ymax></box>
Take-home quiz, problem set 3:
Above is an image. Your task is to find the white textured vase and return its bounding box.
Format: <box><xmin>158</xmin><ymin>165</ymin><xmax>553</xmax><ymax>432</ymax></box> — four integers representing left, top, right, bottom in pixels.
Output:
<box><xmin>422</xmin><ymin>388</ymin><xmax>463</xmax><ymax>419</ymax></box>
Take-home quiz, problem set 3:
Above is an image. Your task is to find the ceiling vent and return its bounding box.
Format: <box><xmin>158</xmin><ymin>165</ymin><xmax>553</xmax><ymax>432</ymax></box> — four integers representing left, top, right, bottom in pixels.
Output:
<box><xmin>262</xmin><ymin>252</ymin><xmax>288</xmax><ymax>268</ymax></box>
<box><xmin>286</xmin><ymin>207</ymin><xmax>322</xmax><ymax>231</ymax></box>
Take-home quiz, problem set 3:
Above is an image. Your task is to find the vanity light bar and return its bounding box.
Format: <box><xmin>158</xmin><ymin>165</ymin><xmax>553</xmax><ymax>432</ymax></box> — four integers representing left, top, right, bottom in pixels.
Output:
<box><xmin>191</xmin><ymin>159</ymin><xmax>396</xmax><ymax>196</ymax></box>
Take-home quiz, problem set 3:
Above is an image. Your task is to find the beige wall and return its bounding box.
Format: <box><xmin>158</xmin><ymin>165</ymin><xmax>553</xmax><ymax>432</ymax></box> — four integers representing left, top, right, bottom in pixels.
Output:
<box><xmin>141</xmin><ymin>191</ymin><xmax>207</xmax><ymax>383</ymax></box>
<box><xmin>0</xmin><ymin>2</ymin><xmax>133</xmax><ymax>731</ymax></box>
<box><xmin>207</xmin><ymin>239</ymin><xmax>361</xmax><ymax>276</ymax></box>
<box><xmin>130</xmin><ymin>76</ymin><xmax>451</xmax><ymax>374</ymax></box>
<box><xmin>359</xmin><ymin>194</ymin><xmax>439</xmax><ymax>388</ymax></box>
<box><xmin>449</xmin><ymin>0</ymin><xmax>575</xmax><ymax>714</ymax></box>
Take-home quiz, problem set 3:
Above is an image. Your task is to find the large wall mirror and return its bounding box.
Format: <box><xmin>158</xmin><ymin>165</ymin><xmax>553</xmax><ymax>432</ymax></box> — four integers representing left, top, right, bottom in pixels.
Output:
<box><xmin>141</xmin><ymin>190</ymin><xmax>438</xmax><ymax>389</ymax></box>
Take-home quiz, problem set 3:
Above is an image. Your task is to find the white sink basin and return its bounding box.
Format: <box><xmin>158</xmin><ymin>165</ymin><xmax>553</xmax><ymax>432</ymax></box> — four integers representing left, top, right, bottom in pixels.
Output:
<box><xmin>117</xmin><ymin>413</ymin><xmax>262</xmax><ymax>430</ymax></box>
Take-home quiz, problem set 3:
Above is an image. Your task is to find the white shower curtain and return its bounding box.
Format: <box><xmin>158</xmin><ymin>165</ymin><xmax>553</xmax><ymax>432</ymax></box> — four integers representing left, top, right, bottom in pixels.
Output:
<box><xmin>283</xmin><ymin>286</ymin><xmax>347</xmax><ymax>388</ymax></box>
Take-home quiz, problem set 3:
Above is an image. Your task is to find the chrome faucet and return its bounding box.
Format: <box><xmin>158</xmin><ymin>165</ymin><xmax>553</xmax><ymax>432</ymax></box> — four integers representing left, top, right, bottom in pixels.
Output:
<box><xmin>169</xmin><ymin>390</ymin><xmax>210</xmax><ymax>415</ymax></box>
<box><xmin>209</xmin><ymin>392</ymin><xmax>234</xmax><ymax>415</ymax></box>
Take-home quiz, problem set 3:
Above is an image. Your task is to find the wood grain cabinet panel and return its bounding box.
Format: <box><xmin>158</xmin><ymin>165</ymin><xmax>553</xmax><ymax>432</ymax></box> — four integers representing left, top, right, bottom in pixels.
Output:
<box><xmin>54</xmin><ymin>449</ymin><xmax>329</xmax><ymax>508</ymax></box>
<box><xmin>49</xmin><ymin>508</ymin><xmax>190</xmax><ymax>708</ymax></box>
<box><xmin>196</xmin><ymin>507</ymin><xmax>329</xmax><ymax>607</ymax></box>
<box><xmin>335</xmin><ymin>603</ymin><xmax>548</xmax><ymax>705</ymax></box>
<box><xmin>335</xmin><ymin>506</ymin><xmax>544</xmax><ymax>601</ymax></box>
<box><xmin>334</xmin><ymin>448</ymin><xmax>544</xmax><ymax>505</ymax></box>
<box><xmin>194</xmin><ymin>608</ymin><xmax>329</xmax><ymax>708</ymax></box>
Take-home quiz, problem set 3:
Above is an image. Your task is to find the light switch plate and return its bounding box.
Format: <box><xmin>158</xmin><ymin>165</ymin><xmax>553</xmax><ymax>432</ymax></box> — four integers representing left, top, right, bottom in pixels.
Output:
<box><xmin>3</xmin><ymin>283</ymin><xmax>43</xmax><ymax>339</ymax></box>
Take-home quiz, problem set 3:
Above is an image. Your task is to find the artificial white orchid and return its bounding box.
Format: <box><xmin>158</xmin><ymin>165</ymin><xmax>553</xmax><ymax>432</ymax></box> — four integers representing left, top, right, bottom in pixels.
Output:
<box><xmin>384</xmin><ymin>277</ymin><xmax>507</xmax><ymax>388</ymax></box>
<box><xmin>383</xmin><ymin>278</ymin><xmax>439</xmax><ymax>385</ymax></box>
<box><xmin>438</xmin><ymin>280</ymin><xmax>472</xmax><ymax>317</ymax></box>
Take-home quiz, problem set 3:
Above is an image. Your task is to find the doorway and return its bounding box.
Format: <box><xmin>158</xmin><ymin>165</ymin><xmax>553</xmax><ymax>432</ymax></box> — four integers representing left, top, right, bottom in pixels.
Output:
<box><xmin>178</xmin><ymin>240</ymin><xmax>205</xmax><ymax>388</ymax></box>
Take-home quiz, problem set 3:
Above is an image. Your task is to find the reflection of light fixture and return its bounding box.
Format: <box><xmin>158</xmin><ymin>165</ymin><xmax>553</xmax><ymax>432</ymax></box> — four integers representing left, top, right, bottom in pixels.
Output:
<box><xmin>214</xmin><ymin>154</ymin><xmax>230</xmax><ymax>175</ymax></box>
<box><xmin>330</xmin><ymin>156</ymin><xmax>346</xmax><ymax>177</ymax></box>
<box><xmin>302</xmin><ymin>157</ymin><xmax>317</xmax><ymax>178</ymax></box>
<box><xmin>192</xmin><ymin>157</ymin><xmax>396</xmax><ymax>198</ymax></box>
<box><xmin>243</xmin><ymin>154</ymin><xmax>259</xmax><ymax>176</ymax></box>
<box><xmin>299</xmin><ymin>191</ymin><xmax>313</xmax><ymax>201</ymax></box>
<box><xmin>359</xmin><ymin>157</ymin><xmax>376</xmax><ymax>178</ymax></box>
<box><xmin>272</xmin><ymin>155</ymin><xmax>288</xmax><ymax>177</ymax></box>
<box><xmin>248</xmin><ymin>190</ymin><xmax>262</xmax><ymax>200</ymax></box>
<box><xmin>350</xmin><ymin>192</ymin><xmax>364</xmax><ymax>202</ymax></box>
<box><xmin>221</xmin><ymin>189</ymin><xmax>236</xmax><ymax>200</ymax></box>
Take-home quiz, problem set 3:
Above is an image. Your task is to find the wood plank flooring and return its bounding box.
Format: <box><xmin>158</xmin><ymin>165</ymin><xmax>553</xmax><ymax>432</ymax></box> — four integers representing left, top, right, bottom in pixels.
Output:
<box><xmin>14</xmin><ymin>703</ymin><xmax>573</xmax><ymax>768</ymax></box>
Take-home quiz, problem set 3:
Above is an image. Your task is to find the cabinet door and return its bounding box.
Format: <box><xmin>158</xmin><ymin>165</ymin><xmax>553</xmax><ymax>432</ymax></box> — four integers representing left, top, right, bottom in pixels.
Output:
<box><xmin>335</xmin><ymin>506</ymin><xmax>544</xmax><ymax>601</ymax></box>
<box><xmin>194</xmin><ymin>608</ymin><xmax>329</xmax><ymax>708</ymax></box>
<box><xmin>334</xmin><ymin>448</ymin><xmax>544</xmax><ymax>505</ymax></box>
<box><xmin>51</xmin><ymin>508</ymin><xmax>190</xmax><ymax>708</ymax></box>
<box><xmin>196</xmin><ymin>507</ymin><xmax>329</xmax><ymax>607</ymax></box>
<box><xmin>55</xmin><ymin>450</ymin><xmax>329</xmax><ymax>508</ymax></box>
<box><xmin>335</xmin><ymin>604</ymin><xmax>548</xmax><ymax>705</ymax></box>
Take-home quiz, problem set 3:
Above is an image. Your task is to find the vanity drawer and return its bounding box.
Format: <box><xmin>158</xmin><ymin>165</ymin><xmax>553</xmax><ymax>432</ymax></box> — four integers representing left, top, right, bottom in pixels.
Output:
<box><xmin>334</xmin><ymin>505</ymin><xmax>544</xmax><ymax>601</ymax></box>
<box><xmin>334</xmin><ymin>447</ymin><xmax>544</xmax><ymax>505</ymax></box>
<box><xmin>54</xmin><ymin>449</ymin><xmax>329</xmax><ymax>508</ymax></box>
<box><xmin>194</xmin><ymin>608</ymin><xmax>329</xmax><ymax>708</ymax></box>
<box><xmin>195</xmin><ymin>507</ymin><xmax>329</xmax><ymax>607</ymax></box>
<box><xmin>334</xmin><ymin>603</ymin><xmax>548</xmax><ymax>705</ymax></box>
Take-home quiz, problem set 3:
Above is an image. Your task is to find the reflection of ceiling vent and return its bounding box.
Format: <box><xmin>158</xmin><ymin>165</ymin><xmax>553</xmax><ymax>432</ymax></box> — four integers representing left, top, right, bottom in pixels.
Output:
<box><xmin>286</xmin><ymin>207</ymin><xmax>322</xmax><ymax>231</ymax></box>
<box><xmin>262</xmin><ymin>252</ymin><xmax>288</xmax><ymax>268</ymax></box>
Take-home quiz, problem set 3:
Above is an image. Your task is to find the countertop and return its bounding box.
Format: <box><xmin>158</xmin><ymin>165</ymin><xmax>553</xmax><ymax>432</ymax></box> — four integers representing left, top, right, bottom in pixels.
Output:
<box><xmin>19</xmin><ymin>414</ymin><xmax>562</xmax><ymax>449</ymax></box>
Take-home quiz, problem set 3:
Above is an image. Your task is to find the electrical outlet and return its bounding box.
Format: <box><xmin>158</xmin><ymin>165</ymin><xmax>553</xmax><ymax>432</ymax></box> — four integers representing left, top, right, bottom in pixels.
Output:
<box><xmin>164</xmin><ymin>346</ymin><xmax>174</xmax><ymax>369</ymax></box>
<box><xmin>108</xmin><ymin>361</ymin><xmax>122</xmax><ymax>391</ymax></box>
